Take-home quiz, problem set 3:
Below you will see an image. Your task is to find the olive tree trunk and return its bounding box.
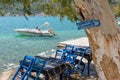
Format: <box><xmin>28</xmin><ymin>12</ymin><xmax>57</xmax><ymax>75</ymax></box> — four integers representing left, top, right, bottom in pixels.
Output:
<box><xmin>74</xmin><ymin>0</ymin><xmax>120</xmax><ymax>80</ymax></box>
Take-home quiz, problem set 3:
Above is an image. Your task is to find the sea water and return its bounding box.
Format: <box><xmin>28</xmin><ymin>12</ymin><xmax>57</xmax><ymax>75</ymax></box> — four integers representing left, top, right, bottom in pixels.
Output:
<box><xmin>0</xmin><ymin>16</ymin><xmax>86</xmax><ymax>72</ymax></box>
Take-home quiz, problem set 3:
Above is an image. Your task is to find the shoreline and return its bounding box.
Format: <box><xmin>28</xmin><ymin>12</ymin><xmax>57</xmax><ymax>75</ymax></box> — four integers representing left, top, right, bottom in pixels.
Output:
<box><xmin>1</xmin><ymin>12</ymin><xmax>45</xmax><ymax>17</ymax></box>
<box><xmin>57</xmin><ymin>37</ymin><xmax>89</xmax><ymax>48</ymax></box>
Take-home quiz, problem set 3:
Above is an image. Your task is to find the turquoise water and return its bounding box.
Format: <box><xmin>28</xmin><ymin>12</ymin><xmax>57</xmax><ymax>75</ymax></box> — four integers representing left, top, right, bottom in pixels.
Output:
<box><xmin>0</xmin><ymin>16</ymin><xmax>86</xmax><ymax>71</ymax></box>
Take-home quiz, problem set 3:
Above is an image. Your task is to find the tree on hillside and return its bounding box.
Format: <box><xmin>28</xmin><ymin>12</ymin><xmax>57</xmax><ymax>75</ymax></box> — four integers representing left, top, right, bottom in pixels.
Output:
<box><xmin>112</xmin><ymin>3</ymin><xmax>120</xmax><ymax>17</ymax></box>
<box><xmin>0</xmin><ymin>0</ymin><xmax>120</xmax><ymax>79</ymax></box>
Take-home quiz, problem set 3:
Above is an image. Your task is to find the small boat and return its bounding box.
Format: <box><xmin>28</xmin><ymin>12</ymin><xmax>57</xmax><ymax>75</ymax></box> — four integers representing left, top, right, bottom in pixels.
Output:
<box><xmin>14</xmin><ymin>22</ymin><xmax>55</xmax><ymax>37</ymax></box>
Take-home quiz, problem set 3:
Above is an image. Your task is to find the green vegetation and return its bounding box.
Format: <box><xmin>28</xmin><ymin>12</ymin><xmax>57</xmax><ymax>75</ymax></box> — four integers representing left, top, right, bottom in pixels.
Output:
<box><xmin>0</xmin><ymin>0</ymin><xmax>79</xmax><ymax>22</ymax></box>
<box><xmin>0</xmin><ymin>0</ymin><xmax>120</xmax><ymax>21</ymax></box>
<box><xmin>108</xmin><ymin>0</ymin><xmax>120</xmax><ymax>17</ymax></box>
<box><xmin>40</xmin><ymin>0</ymin><xmax>79</xmax><ymax>22</ymax></box>
<box><xmin>112</xmin><ymin>3</ymin><xmax>120</xmax><ymax>17</ymax></box>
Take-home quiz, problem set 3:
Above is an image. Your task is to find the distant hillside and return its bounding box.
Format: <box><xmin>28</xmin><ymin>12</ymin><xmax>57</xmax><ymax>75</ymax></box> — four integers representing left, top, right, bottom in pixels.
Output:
<box><xmin>0</xmin><ymin>2</ymin><xmax>42</xmax><ymax>16</ymax></box>
<box><xmin>0</xmin><ymin>0</ymin><xmax>120</xmax><ymax>16</ymax></box>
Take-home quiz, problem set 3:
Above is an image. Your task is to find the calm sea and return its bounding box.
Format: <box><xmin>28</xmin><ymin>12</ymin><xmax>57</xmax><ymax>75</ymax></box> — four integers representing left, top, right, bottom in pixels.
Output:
<box><xmin>0</xmin><ymin>16</ymin><xmax>86</xmax><ymax>72</ymax></box>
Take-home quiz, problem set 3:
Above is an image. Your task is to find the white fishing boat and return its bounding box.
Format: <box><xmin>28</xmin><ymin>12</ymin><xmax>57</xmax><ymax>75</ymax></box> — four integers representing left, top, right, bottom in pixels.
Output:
<box><xmin>14</xmin><ymin>22</ymin><xmax>55</xmax><ymax>37</ymax></box>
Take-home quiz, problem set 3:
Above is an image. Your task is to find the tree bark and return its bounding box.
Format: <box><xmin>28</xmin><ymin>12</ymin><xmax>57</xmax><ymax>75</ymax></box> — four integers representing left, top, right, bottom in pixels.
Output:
<box><xmin>74</xmin><ymin>0</ymin><xmax>120</xmax><ymax>80</ymax></box>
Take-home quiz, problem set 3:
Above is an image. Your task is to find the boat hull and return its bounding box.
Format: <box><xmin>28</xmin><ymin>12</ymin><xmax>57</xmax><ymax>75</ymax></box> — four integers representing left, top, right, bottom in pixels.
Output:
<box><xmin>14</xmin><ymin>29</ymin><xmax>55</xmax><ymax>37</ymax></box>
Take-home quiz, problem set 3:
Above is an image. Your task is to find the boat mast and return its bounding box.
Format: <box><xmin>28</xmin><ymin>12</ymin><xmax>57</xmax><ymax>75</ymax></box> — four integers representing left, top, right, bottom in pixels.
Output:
<box><xmin>39</xmin><ymin>22</ymin><xmax>49</xmax><ymax>29</ymax></box>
